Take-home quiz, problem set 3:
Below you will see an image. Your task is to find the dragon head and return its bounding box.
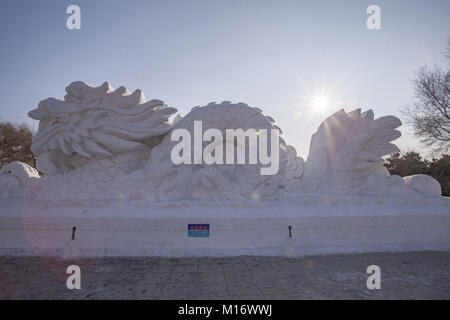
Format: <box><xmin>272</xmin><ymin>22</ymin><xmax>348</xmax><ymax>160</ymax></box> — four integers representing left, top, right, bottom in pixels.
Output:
<box><xmin>28</xmin><ymin>81</ymin><xmax>177</xmax><ymax>175</ymax></box>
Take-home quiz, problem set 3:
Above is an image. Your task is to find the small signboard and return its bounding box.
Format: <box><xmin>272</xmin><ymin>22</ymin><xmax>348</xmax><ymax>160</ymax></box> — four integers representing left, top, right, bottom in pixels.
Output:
<box><xmin>188</xmin><ymin>224</ymin><xmax>210</xmax><ymax>237</ymax></box>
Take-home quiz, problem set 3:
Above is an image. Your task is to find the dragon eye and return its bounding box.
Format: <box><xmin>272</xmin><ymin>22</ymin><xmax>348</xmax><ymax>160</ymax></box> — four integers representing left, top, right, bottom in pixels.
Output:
<box><xmin>57</xmin><ymin>115</ymin><xmax>68</xmax><ymax>123</ymax></box>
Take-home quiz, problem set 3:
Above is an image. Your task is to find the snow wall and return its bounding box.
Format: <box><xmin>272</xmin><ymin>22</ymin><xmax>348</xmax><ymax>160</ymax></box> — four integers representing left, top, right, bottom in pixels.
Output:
<box><xmin>1</xmin><ymin>199</ymin><xmax>449</xmax><ymax>258</ymax></box>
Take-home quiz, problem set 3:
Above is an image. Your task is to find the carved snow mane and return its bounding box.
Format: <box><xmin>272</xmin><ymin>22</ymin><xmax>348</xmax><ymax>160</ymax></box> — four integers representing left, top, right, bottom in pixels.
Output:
<box><xmin>302</xmin><ymin>108</ymin><xmax>441</xmax><ymax>196</ymax></box>
<box><xmin>28</xmin><ymin>81</ymin><xmax>177</xmax><ymax>175</ymax></box>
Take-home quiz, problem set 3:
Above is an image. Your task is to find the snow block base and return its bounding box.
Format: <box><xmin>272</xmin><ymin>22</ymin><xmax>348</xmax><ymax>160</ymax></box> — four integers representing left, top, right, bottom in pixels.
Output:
<box><xmin>0</xmin><ymin>198</ymin><xmax>449</xmax><ymax>258</ymax></box>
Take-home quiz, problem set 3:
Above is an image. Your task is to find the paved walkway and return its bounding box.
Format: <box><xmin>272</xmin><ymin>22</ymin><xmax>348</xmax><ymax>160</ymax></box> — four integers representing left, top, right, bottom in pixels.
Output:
<box><xmin>0</xmin><ymin>251</ymin><xmax>449</xmax><ymax>299</ymax></box>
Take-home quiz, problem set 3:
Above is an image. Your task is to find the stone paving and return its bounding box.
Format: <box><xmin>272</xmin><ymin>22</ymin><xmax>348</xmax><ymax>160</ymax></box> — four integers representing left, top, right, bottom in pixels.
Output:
<box><xmin>0</xmin><ymin>251</ymin><xmax>449</xmax><ymax>299</ymax></box>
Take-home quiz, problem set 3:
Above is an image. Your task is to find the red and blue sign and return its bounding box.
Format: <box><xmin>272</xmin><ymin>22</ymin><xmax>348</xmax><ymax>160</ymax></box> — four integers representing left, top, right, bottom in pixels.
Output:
<box><xmin>188</xmin><ymin>224</ymin><xmax>210</xmax><ymax>237</ymax></box>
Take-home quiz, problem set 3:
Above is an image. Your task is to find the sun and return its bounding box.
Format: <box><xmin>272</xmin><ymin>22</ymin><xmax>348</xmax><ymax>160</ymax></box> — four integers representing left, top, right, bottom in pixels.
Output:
<box><xmin>309</xmin><ymin>93</ymin><xmax>335</xmax><ymax>116</ymax></box>
<box><xmin>295</xmin><ymin>83</ymin><xmax>342</xmax><ymax>118</ymax></box>
<box><xmin>311</xmin><ymin>95</ymin><xmax>331</xmax><ymax>113</ymax></box>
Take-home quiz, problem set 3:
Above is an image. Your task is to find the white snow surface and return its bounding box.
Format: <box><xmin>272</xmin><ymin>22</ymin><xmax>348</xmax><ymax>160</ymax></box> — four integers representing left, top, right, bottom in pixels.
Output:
<box><xmin>0</xmin><ymin>194</ymin><xmax>449</xmax><ymax>258</ymax></box>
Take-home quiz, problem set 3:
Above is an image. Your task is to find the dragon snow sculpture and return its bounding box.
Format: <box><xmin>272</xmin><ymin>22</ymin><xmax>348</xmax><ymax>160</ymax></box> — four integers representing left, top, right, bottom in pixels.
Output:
<box><xmin>0</xmin><ymin>81</ymin><xmax>442</xmax><ymax>200</ymax></box>
<box><xmin>28</xmin><ymin>81</ymin><xmax>176</xmax><ymax>176</ymax></box>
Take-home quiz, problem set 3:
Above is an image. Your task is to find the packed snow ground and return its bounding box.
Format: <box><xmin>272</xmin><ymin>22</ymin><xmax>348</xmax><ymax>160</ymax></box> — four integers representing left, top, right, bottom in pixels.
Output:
<box><xmin>0</xmin><ymin>251</ymin><xmax>448</xmax><ymax>299</ymax></box>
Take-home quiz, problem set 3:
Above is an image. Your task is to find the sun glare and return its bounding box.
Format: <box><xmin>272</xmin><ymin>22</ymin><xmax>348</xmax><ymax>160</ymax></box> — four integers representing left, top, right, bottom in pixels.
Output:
<box><xmin>311</xmin><ymin>95</ymin><xmax>331</xmax><ymax>113</ymax></box>
<box><xmin>295</xmin><ymin>83</ymin><xmax>341</xmax><ymax>118</ymax></box>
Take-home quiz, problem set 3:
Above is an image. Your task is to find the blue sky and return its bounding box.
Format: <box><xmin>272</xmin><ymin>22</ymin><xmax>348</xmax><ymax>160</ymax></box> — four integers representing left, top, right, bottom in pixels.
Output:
<box><xmin>0</xmin><ymin>0</ymin><xmax>449</xmax><ymax>157</ymax></box>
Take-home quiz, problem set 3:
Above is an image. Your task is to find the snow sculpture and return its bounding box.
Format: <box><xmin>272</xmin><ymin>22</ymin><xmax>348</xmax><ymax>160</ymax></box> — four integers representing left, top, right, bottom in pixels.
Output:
<box><xmin>0</xmin><ymin>81</ymin><xmax>443</xmax><ymax>201</ymax></box>
<box><xmin>0</xmin><ymin>162</ymin><xmax>40</xmax><ymax>198</ymax></box>
<box><xmin>139</xmin><ymin>102</ymin><xmax>302</xmax><ymax>200</ymax></box>
<box><xmin>28</xmin><ymin>81</ymin><xmax>176</xmax><ymax>176</ymax></box>
<box><xmin>302</xmin><ymin>109</ymin><xmax>441</xmax><ymax>196</ymax></box>
<box><xmin>22</xmin><ymin>81</ymin><xmax>176</xmax><ymax>200</ymax></box>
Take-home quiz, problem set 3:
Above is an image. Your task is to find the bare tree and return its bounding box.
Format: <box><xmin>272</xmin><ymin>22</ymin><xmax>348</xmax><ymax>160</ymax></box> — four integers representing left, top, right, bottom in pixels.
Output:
<box><xmin>0</xmin><ymin>121</ymin><xmax>35</xmax><ymax>169</ymax></box>
<box><xmin>402</xmin><ymin>40</ymin><xmax>450</xmax><ymax>154</ymax></box>
<box><xmin>446</xmin><ymin>38</ymin><xmax>450</xmax><ymax>61</ymax></box>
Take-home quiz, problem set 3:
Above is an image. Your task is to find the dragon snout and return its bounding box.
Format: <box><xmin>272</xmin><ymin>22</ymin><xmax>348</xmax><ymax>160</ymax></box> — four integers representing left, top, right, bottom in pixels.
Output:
<box><xmin>28</xmin><ymin>97</ymin><xmax>60</xmax><ymax>120</ymax></box>
<box><xmin>28</xmin><ymin>108</ymin><xmax>48</xmax><ymax>120</ymax></box>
